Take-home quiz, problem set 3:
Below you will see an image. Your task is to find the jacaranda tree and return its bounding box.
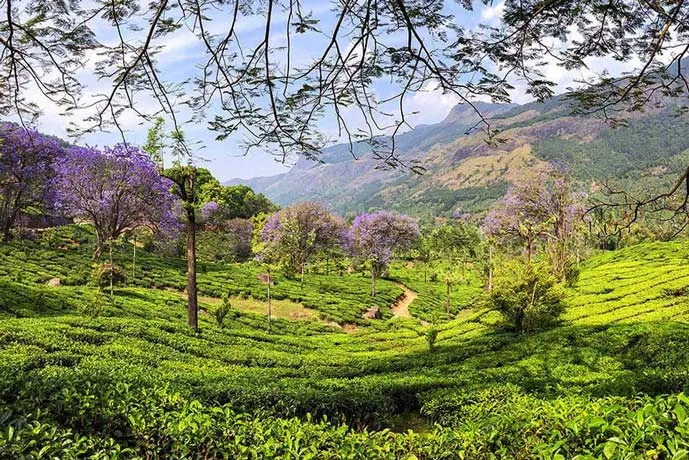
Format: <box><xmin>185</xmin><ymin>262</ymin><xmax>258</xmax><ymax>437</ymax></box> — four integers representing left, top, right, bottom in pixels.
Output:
<box><xmin>261</xmin><ymin>202</ymin><xmax>344</xmax><ymax>287</ymax></box>
<box><xmin>484</xmin><ymin>166</ymin><xmax>584</xmax><ymax>279</ymax></box>
<box><xmin>0</xmin><ymin>124</ymin><xmax>65</xmax><ymax>240</ymax></box>
<box><xmin>347</xmin><ymin>211</ymin><xmax>420</xmax><ymax>296</ymax></box>
<box><xmin>55</xmin><ymin>144</ymin><xmax>178</xmax><ymax>260</ymax></box>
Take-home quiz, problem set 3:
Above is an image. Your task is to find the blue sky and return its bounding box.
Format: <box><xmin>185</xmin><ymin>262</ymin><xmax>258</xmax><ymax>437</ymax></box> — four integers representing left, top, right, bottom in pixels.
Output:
<box><xmin>23</xmin><ymin>1</ymin><xmax>637</xmax><ymax>182</ymax></box>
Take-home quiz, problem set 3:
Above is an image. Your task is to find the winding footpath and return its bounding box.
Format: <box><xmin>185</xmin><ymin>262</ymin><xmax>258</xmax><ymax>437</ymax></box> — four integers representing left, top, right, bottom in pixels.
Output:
<box><xmin>391</xmin><ymin>282</ymin><xmax>418</xmax><ymax>318</ymax></box>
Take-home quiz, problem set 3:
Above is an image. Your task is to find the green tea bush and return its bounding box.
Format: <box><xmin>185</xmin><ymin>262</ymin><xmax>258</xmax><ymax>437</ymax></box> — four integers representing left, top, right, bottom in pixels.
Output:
<box><xmin>486</xmin><ymin>261</ymin><xmax>566</xmax><ymax>332</ymax></box>
<box><xmin>5</xmin><ymin>227</ymin><xmax>689</xmax><ymax>457</ymax></box>
<box><xmin>77</xmin><ymin>290</ymin><xmax>106</xmax><ymax>318</ymax></box>
<box><xmin>563</xmin><ymin>261</ymin><xmax>580</xmax><ymax>286</ymax></box>
<box><xmin>426</xmin><ymin>327</ymin><xmax>438</xmax><ymax>352</ymax></box>
<box><xmin>92</xmin><ymin>263</ymin><xmax>127</xmax><ymax>290</ymax></box>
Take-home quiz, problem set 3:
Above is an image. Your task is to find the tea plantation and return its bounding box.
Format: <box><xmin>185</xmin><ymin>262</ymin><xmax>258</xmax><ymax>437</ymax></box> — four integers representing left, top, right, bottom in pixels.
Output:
<box><xmin>3</xmin><ymin>227</ymin><xmax>689</xmax><ymax>458</ymax></box>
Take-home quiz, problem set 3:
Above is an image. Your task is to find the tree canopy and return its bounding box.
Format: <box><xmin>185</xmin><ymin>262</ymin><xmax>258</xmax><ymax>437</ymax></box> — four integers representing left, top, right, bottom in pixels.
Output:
<box><xmin>55</xmin><ymin>143</ymin><xmax>177</xmax><ymax>259</ymax></box>
<box><xmin>2</xmin><ymin>0</ymin><xmax>688</xmax><ymax>167</ymax></box>
<box><xmin>0</xmin><ymin>124</ymin><xmax>65</xmax><ymax>240</ymax></box>
<box><xmin>347</xmin><ymin>210</ymin><xmax>420</xmax><ymax>296</ymax></box>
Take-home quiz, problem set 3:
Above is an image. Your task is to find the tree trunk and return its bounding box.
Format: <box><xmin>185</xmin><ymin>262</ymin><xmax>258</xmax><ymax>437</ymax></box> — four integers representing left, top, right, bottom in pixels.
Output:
<box><xmin>132</xmin><ymin>233</ymin><xmax>137</xmax><ymax>281</ymax></box>
<box><xmin>93</xmin><ymin>233</ymin><xmax>106</xmax><ymax>261</ymax></box>
<box><xmin>487</xmin><ymin>243</ymin><xmax>494</xmax><ymax>293</ymax></box>
<box><xmin>109</xmin><ymin>239</ymin><xmax>114</xmax><ymax>297</ymax></box>
<box><xmin>2</xmin><ymin>192</ymin><xmax>22</xmax><ymax>241</ymax></box>
<box><xmin>186</xmin><ymin>208</ymin><xmax>199</xmax><ymax>331</ymax></box>
<box><xmin>515</xmin><ymin>307</ymin><xmax>524</xmax><ymax>333</ymax></box>
<box><xmin>371</xmin><ymin>268</ymin><xmax>377</xmax><ymax>297</ymax></box>
<box><xmin>1</xmin><ymin>221</ymin><xmax>11</xmax><ymax>242</ymax></box>
<box><xmin>300</xmin><ymin>263</ymin><xmax>305</xmax><ymax>289</ymax></box>
<box><xmin>267</xmin><ymin>268</ymin><xmax>272</xmax><ymax>332</ymax></box>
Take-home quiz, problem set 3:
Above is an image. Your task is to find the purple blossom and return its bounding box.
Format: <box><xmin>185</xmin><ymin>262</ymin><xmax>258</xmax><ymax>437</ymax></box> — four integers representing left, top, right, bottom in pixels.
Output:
<box><xmin>0</xmin><ymin>124</ymin><xmax>66</xmax><ymax>239</ymax></box>
<box><xmin>200</xmin><ymin>201</ymin><xmax>220</xmax><ymax>225</ymax></box>
<box><xmin>483</xmin><ymin>165</ymin><xmax>585</xmax><ymax>264</ymax></box>
<box><xmin>347</xmin><ymin>210</ymin><xmax>420</xmax><ymax>294</ymax></box>
<box><xmin>259</xmin><ymin>202</ymin><xmax>344</xmax><ymax>274</ymax></box>
<box><xmin>54</xmin><ymin>143</ymin><xmax>178</xmax><ymax>258</ymax></box>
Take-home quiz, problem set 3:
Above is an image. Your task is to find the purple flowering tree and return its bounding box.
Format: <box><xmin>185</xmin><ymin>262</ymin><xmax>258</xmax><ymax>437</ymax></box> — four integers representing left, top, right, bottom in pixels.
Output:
<box><xmin>199</xmin><ymin>201</ymin><xmax>220</xmax><ymax>226</ymax></box>
<box><xmin>261</xmin><ymin>202</ymin><xmax>344</xmax><ymax>287</ymax></box>
<box><xmin>0</xmin><ymin>124</ymin><xmax>65</xmax><ymax>240</ymax></box>
<box><xmin>347</xmin><ymin>211</ymin><xmax>420</xmax><ymax>296</ymax></box>
<box><xmin>484</xmin><ymin>165</ymin><xmax>585</xmax><ymax>279</ymax></box>
<box><xmin>55</xmin><ymin>144</ymin><xmax>177</xmax><ymax>260</ymax></box>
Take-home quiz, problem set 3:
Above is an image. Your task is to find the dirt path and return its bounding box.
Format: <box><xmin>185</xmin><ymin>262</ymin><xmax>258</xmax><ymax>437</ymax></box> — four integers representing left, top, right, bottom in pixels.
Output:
<box><xmin>391</xmin><ymin>282</ymin><xmax>417</xmax><ymax>318</ymax></box>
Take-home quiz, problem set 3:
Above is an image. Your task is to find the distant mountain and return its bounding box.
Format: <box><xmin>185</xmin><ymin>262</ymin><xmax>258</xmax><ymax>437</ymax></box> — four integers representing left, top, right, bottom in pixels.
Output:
<box><xmin>229</xmin><ymin>94</ymin><xmax>689</xmax><ymax>218</ymax></box>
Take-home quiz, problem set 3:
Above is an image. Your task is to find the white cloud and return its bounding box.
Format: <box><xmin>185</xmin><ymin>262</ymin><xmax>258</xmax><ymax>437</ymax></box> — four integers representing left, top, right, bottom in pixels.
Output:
<box><xmin>407</xmin><ymin>83</ymin><xmax>461</xmax><ymax>126</ymax></box>
<box><xmin>481</xmin><ymin>1</ymin><xmax>505</xmax><ymax>22</ymax></box>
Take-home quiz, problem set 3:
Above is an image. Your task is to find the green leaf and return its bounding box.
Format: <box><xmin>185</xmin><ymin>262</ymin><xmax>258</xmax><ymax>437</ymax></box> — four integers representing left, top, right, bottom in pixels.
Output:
<box><xmin>602</xmin><ymin>443</ymin><xmax>614</xmax><ymax>459</ymax></box>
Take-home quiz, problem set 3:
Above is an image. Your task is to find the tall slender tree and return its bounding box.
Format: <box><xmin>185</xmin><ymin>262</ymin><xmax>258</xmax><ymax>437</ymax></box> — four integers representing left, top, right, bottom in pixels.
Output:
<box><xmin>163</xmin><ymin>165</ymin><xmax>202</xmax><ymax>331</ymax></box>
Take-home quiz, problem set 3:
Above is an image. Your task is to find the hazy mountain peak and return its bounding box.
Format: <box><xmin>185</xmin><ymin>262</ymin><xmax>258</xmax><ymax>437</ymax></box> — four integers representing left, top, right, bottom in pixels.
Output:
<box><xmin>441</xmin><ymin>101</ymin><xmax>519</xmax><ymax>125</ymax></box>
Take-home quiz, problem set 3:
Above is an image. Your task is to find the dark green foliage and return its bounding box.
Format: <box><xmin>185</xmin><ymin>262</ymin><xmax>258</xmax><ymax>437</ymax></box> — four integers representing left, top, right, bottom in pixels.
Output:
<box><xmin>78</xmin><ymin>290</ymin><xmax>106</xmax><ymax>318</ymax></box>
<box><xmin>91</xmin><ymin>263</ymin><xmax>127</xmax><ymax>290</ymax></box>
<box><xmin>487</xmin><ymin>261</ymin><xmax>566</xmax><ymax>332</ymax></box>
<box><xmin>202</xmin><ymin>183</ymin><xmax>277</xmax><ymax>220</ymax></box>
<box><xmin>215</xmin><ymin>294</ymin><xmax>231</xmax><ymax>326</ymax></box>
<box><xmin>532</xmin><ymin>112</ymin><xmax>689</xmax><ymax>181</ymax></box>
<box><xmin>425</xmin><ymin>327</ymin><xmax>438</xmax><ymax>352</ymax></box>
<box><xmin>390</xmin><ymin>182</ymin><xmax>510</xmax><ymax>216</ymax></box>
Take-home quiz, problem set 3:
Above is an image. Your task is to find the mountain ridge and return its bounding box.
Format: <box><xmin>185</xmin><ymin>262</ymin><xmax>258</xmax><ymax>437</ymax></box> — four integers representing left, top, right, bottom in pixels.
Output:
<box><xmin>228</xmin><ymin>94</ymin><xmax>689</xmax><ymax>217</ymax></box>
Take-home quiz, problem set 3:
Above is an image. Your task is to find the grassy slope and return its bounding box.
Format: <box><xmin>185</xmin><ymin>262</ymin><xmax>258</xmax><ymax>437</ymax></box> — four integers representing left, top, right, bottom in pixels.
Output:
<box><xmin>3</xmin><ymin>230</ymin><xmax>689</xmax><ymax>457</ymax></box>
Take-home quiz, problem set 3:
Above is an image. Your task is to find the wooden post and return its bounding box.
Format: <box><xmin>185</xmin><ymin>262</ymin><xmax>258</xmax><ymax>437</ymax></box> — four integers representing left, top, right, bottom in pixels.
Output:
<box><xmin>445</xmin><ymin>277</ymin><xmax>450</xmax><ymax>319</ymax></box>
<box><xmin>487</xmin><ymin>242</ymin><xmax>494</xmax><ymax>293</ymax></box>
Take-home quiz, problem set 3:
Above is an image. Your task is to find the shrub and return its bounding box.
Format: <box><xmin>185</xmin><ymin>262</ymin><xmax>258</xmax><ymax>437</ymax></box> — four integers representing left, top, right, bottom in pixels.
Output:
<box><xmin>215</xmin><ymin>295</ymin><xmax>231</xmax><ymax>327</ymax></box>
<box><xmin>91</xmin><ymin>263</ymin><xmax>127</xmax><ymax>289</ymax></box>
<box><xmin>426</xmin><ymin>327</ymin><xmax>438</xmax><ymax>352</ymax></box>
<box><xmin>563</xmin><ymin>261</ymin><xmax>580</xmax><ymax>287</ymax></box>
<box><xmin>78</xmin><ymin>290</ymin><xmax>106</xmax><ymax>318</ymax></box>
<box><xmin>486</xmin><ymin>261</ymin><xmax>566</xmax><ymax>332</ymax></box>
